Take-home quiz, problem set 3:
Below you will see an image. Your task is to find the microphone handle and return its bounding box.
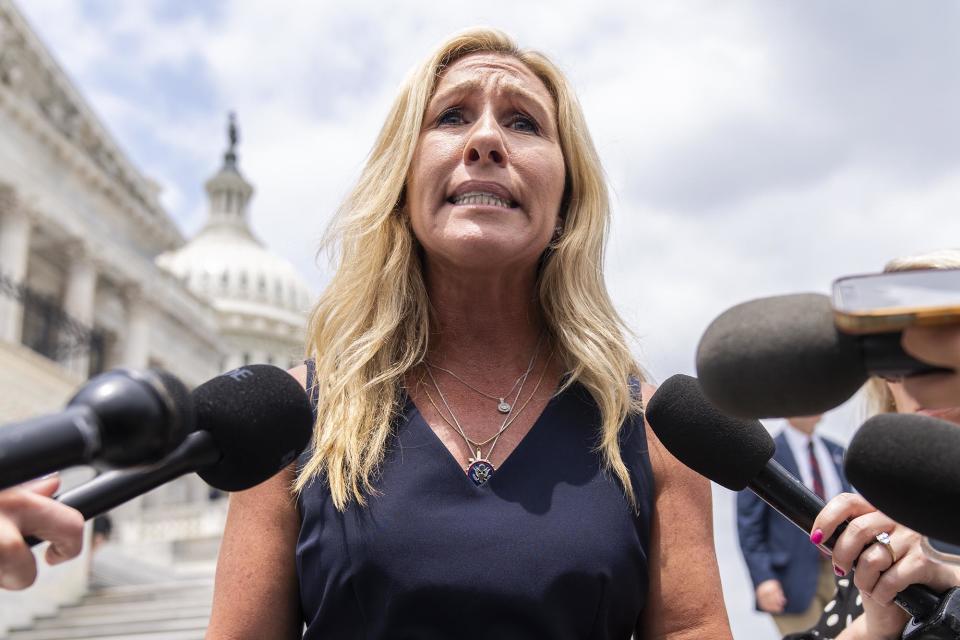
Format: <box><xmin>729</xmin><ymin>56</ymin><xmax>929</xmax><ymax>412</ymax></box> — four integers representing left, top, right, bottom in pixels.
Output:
<box><xmin>750</xmin><ymin>460</ymin><xmax>942</xmax><ymax>622</ymax></box>
<box><xmin>24</xmin><ymin>431</ymin><xmax>219</xmax><ymax>547</ymax></box>
<box><xmin>0</xmin><ymin>406</ymin><xmax>101</xmax><ymax>491</ymax></box>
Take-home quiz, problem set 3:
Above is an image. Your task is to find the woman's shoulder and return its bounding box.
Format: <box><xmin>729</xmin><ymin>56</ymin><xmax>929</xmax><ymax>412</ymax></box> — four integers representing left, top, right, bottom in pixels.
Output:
<box><xmin>288</xmin><ymin>363</ymin><xmax>309</xmax><ymax>390</ymax></box>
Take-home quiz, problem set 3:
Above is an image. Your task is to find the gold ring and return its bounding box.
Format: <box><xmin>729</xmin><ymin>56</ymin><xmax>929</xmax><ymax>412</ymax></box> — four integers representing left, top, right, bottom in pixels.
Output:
<box><xmin>875</xmin><ymin>531</ymin><xmax>898</xmax><ymax>564</ymax></box>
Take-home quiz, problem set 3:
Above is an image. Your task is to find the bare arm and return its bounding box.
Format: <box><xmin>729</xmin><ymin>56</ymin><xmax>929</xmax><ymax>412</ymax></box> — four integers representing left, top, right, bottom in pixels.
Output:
<box><xmin>639</xmin><ymin>383</ymin><xmax>733</xmax><ymax>640</ymax></box>
<box><xmin>206</xmin><ymin>365</ymin><xmax>307</xmax><ymax>639</ymax></box>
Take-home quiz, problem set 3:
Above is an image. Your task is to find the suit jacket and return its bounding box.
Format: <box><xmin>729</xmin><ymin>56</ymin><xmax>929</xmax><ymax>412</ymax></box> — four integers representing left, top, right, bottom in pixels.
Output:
<box><xmin>736</xmin><ymin>432</ymin><xmax>851</xmax><ymax>614</ymax></box>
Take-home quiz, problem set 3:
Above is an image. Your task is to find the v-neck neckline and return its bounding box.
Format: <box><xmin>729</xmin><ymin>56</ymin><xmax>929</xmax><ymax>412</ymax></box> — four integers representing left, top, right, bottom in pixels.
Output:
<box><xmin>403</xmin><ymin>384</ymin><xmax>567</xmax><ymax>491</ymax></box>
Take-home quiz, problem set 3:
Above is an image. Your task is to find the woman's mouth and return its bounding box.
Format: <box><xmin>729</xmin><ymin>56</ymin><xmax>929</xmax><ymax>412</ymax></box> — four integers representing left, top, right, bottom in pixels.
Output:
<box><xmin>448</xmin><ymin>192</ymin><xmax>516</xmax><ymax>209</ymax></box>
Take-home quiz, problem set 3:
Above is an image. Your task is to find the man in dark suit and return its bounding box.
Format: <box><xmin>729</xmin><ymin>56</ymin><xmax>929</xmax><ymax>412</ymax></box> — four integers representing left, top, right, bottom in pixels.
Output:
<box><xmin>737</xmin><ymin>415</ymin><xmax>851</xmax><ymax>636</ymax></box>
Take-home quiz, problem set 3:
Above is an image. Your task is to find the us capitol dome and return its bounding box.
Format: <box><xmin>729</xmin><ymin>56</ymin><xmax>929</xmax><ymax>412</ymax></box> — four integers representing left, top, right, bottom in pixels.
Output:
<box><xmin>158</xmin><ymin>115</ymin><xmax>312</xmax><ymax>371</ymax></box>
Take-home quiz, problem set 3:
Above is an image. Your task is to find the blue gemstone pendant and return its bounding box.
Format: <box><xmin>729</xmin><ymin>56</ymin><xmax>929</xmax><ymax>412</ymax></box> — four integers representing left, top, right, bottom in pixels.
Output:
<box><xmin>467</xmin><ymin>458</ymin><xmax>495</xmax><ymax>486</ymax></box>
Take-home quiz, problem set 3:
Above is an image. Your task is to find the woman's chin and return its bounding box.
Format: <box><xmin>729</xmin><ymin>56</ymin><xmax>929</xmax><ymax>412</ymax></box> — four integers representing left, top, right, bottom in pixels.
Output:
<box><xmin>423</xmin><ymin>231</ymin><xmax>546</xmax><ymax>271</ymax></box>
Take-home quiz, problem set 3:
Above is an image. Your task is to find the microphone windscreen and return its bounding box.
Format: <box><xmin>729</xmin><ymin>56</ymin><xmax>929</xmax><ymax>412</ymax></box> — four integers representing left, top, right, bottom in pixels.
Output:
<box><xmin>845</xmin><ymin>413</ymin><xmax>960</xmax><ymax>545</ymax></box>
<box><xmin>193</xmin><ymin>365</ymin><xmax>313</xmax><ymax>492</ymax></box>
<box><xmin>152</xmin><ymin>369</ymin><xmax>196</xmax><ymax>449</ymax></box>
<box><xmin>645</xmin><ymin>374</ymin><xmax>775</xmax><ymax>490</ymax></box>
<box><xmin>696</xmin><ymin>293</ymin><xmax>868</xmax><ymax>418</ymax></box>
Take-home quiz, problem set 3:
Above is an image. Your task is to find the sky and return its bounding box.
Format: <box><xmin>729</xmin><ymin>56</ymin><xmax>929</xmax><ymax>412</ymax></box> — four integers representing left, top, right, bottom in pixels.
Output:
<box><xmin>13</xmin><ymin>1</ymin><xmax>960</xmax><ymax>637</ymax></box>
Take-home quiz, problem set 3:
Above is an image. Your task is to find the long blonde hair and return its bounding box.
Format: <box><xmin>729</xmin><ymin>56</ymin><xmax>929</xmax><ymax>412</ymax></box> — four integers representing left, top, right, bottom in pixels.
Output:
<box><xmin>862</xmin><ymin>248</ymin><xmax>960</xmax><ymax>417</ymax></box>
<box><xmin>296</xmin><ymin>28</ymin><xmax>643</xmax><ymax>510</ymax></box>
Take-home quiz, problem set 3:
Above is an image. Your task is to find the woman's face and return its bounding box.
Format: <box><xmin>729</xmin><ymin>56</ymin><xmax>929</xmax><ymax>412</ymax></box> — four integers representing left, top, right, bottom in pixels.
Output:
<box><xmin>405</xmin><ymin>52</ymin><xmax>566</xmax><ymax>273</ymax></box>
<box><xmin>887</xmin><ymin>380</ymin><xmax>960</xmax><ymax>425</ymax></box>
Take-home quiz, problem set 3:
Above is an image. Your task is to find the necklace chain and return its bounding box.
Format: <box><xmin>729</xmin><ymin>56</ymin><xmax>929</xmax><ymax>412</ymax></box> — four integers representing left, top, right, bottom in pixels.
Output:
<box><xmin>421</xmin><ymin>344</ymin><xmax>553</xmax><ymax>468</ymax></box>
<box><xmin>425</xmin><ymin>334</ymin><xmax>543</xmax><ymax>414</ymax></box>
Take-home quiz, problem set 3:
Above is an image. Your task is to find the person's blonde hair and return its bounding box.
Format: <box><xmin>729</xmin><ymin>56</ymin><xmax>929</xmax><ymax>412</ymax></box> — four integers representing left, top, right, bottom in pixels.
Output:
<box><xmin>295</xmin><ymin>27</ymin><xmax>644</xmax><ymax>510</ymax></box>
<box><xmin>862</xmin><ymin>248</ymin><xmax>960</xmax><ymax>417</ymax></box>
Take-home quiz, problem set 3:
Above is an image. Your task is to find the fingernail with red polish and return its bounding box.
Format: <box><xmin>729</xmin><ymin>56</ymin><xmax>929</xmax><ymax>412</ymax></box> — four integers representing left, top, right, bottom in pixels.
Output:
<box><xmin>833</xmin><ymin>564</ymin><xmax>845</xmax><ymax>577</ymax></box>
<box><xmin>810</xmin><ymin>529</ymin><xmax>824</xmax><ymax>545</ymax></box>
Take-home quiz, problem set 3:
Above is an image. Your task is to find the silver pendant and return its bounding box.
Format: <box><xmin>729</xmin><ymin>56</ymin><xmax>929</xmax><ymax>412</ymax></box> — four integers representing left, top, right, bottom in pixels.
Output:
<box><xmin>497</xmin><ymin>399</ymin><xmax>511</xmax><ymax>414</ymax></box>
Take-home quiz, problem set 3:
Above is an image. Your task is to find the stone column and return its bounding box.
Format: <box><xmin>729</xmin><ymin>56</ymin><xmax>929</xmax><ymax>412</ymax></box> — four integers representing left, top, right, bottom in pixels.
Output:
<box><xmin>0</xmin><ymin>186</ymin><xmax>31</xmax><ymax>344</ymax></box>
<box><xmin>123</xmin><ymin>285</ymin><xmax>150</xmax><ymax>369</ymax></box>
<box><xmin>63</xmin><ymin>242</ymin><xmax>97</xmax><ymax>377</ymax></box>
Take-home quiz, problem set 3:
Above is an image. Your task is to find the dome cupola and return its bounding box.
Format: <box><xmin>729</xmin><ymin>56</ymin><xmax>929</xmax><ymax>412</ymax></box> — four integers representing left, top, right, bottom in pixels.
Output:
<box><xmin>202</xmin><ymin>112</ymin><xmax>255</xmax><ymax>239</ymax></box>
<box><xmin>157</xmin><ymin>114</ymin><xmax>312</xmax><ymax>355</ymax></box>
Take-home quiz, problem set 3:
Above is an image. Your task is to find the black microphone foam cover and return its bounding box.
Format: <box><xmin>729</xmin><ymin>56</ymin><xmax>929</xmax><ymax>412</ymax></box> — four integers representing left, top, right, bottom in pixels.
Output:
<box><xmin>696</xmin><ymin>293</ymin><xmax>868</xmax><ymax>418</ymax></box>
<box><xmin>193</xmin><ymin>365</ymin><xmax>314</xmax><ymax>492</ymax></box>
<box><xmin>845</xmin><ymin>413</ymin><xmax>960</xmax><ymax>545</ymax></box>
<box><xmin>152</xmin><ymin>369</ymin><xmax>195</xmax><ymax>451</ymax></box>
<box><xmin>645</xmin><ymin>374</ymin><xmax>775</xmax><ymax>491</ymax></box>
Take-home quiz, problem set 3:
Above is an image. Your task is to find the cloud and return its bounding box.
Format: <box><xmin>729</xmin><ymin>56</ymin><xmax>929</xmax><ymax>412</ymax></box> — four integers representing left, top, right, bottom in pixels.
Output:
<box><xmin>14</xmin><ymin>3</ymin><xmax>960</xmax><ymax>637</ymax></box>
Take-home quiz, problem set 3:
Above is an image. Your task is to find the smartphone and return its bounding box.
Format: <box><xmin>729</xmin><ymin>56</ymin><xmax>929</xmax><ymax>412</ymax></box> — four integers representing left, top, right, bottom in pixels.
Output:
<box><xmin>832</xmin><ymin>268</ymin><xmax>960</xmax><ymax>335</ymax></box>
<box><xmin>922</xmin><ymin>536</ymin><xmax>960</xmax><ymax>566</ymax></box>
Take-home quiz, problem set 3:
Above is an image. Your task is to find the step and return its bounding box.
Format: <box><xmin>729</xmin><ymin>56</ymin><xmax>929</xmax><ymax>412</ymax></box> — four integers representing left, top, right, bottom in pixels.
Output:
<box><xmin>84</xmin><ymin>580</ymin><xmax>213</xmax><ymax>597</ymax></box>
<box><xmin>6</xmin><ymin>616</ymin><xmax>209</xmax><ymax>640</ymax></box>
<box><xmin>9</xmin><ymin>632</ymin><xmax>205</xmax><ymax>640</ymax></box>
<box><xmin>29</xmin><ymin>606</ymin><xmax>211</xmax><ymax>628</ymax></box>
<box><xmin>43</xmin><ymin>600</ymin><xmax>211</xmax><ymax>620</ymax></box>
<box><xmin>77</xmin><ymin>588</ymin><xmax>213</xmax><ymax>607</ymax></box>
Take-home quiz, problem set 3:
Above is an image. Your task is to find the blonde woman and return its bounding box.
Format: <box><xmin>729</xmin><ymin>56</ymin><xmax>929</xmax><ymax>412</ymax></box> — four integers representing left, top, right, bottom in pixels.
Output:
<box><xmin>206</xmin><ymin>29</ymin><xmax>731</xmax><ymax>639</ymax></box>
<box><xmin>790</xmin><ymin>249</ymin><xmax>960</xmax><ymax>640</ymax></box>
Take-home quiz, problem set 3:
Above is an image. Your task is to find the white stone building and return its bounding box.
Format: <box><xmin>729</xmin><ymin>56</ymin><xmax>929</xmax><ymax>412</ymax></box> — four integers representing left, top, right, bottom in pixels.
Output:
<box><xmin>0</xmin><ymin>0</ymin><xmax>312</xmax><ymax>632</ymax></box>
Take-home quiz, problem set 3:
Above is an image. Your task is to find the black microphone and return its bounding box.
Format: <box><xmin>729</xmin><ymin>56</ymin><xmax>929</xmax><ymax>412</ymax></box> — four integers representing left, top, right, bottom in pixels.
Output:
<box><xmin>0</xmin><ymin>369</ymin><xmax>193</xmax><ymax>491</ymax></box>
<box><xmin>695</xmin><ymin>293</ymin><xmax>950</xmax><ymax>418</ymax></box>
<box><xmin>845</xmin><ymin>413</ymin><xmax>960</xmax><ymax>546</ymax></box>
<box><xmin>645</xmin><ymin>373</ymin><xmax>943</xmax><ymax>622</ymax></box>
<box><xmin>25</xmin><ymin>365</ymin><xmax>314</xmax><ymax>544</ymax></box>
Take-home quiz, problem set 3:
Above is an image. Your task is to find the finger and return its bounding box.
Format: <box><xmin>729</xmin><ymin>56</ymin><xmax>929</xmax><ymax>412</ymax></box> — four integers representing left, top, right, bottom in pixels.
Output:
<box><xmin>870</xmin><ymin>552</ymin><xmax>929</xmax><ymax>605</ymax></box>
<box><xmin>0</xmin><ymin>517</ymin><xmax>38</xmax><ymax>590</ymax></box>
<box><xmin>852</xmin><ymin>539</ymin><xmax>895</xmax><ymax>597</ymax></box>
<box><xmin>902</xmin><ymin>326</ymin><xmax>960</xmax><ymax>369</ymax></box>
<box><xmin>20</xmin><ymin>475</ymin><xmax>61</xmax><ymax>498</ymax></box>
<box><xmin>901</xmin><ymin>372</ymin><xmax>960</xmax><ymax>410</ymax></box>
<box><xmin>830</xmin><ymin>511</ymin><xmax>898</xmax><ymax>575</ymax></box>
<box><xmin>811</xmin><ymin>493</ymin><xmax>877</xmax><ymax>547</ymax></box>
<box><xmin>14</xmin><ymin>497</ymin><xmax>84</xmax><ymax>565</ymax></box>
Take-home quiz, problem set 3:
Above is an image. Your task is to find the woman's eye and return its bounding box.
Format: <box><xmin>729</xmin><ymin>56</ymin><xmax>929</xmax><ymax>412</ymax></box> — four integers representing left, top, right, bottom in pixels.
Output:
<box><xmin>508</xmin><ymin>113</ymin><xmax>539</xmax><ymax>134</ymax></box>
<box><xmin>437</xmin><ymin>108</ymin><xmax>464</xmax><ymax>126</ymax></box>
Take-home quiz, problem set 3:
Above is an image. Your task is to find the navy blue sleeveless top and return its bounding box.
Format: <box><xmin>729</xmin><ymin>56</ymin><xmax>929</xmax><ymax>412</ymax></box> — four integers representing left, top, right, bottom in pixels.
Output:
<box><xmin>297</xmin><ymin>363</ymin><xmax>655</xmax><ymax>639</ymax></box>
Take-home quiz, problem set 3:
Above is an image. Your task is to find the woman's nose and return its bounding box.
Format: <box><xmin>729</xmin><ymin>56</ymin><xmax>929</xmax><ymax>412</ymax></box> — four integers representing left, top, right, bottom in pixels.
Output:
<box><xmin>463</xmin><ymin>115</ymin><xmax>507</xmax><ymax>167</ymax></box>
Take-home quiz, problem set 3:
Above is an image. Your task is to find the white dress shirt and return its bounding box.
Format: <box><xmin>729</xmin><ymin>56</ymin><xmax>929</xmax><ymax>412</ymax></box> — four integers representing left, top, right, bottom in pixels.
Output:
<box><xmin>782</xmin><ymin>422</ymin><xmax>844</xmax><ymax>501</ymax></box>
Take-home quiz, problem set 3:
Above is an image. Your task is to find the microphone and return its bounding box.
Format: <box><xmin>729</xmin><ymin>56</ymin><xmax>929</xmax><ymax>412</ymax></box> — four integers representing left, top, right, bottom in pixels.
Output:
<box><xmin>0</xmin><ymin>369</ymin><xmax>193</xmax><ymax>491</ymax></box>
<box><xmin>845</xmin><ymin>413</ymin><xmax>960</xmax><ymax>546</ymax></box>
<box><xmin>25</xmin><ymin>365</ymin><xmax>314</xmax><ymax>543</ymax></box>
<box><xmin>645</xmin><ymin>373</ymin><xmax>943</xmax><ymax>622</ymax></box>
<box><xmin>695</xmin><ymin>293</ymin><xmax>949</xmax><ymax>418</ymax></box>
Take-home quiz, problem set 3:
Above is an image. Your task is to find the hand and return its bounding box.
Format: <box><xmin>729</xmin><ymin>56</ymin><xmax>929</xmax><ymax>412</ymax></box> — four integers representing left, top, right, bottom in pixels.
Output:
<box><xmin>756</xmin><ymin>578</ymin><xmax>786</xmax><ymax>614</ymax></box>
<box><xmin>812</xmin><ymin>493</ymin><xmax>960</xmax><ymax>640</ymax></box>
<box><xmin>0</xmin><ymin>476</ymin><xmax>85</xmax><ymax>590</ymax></box>
<box><xmin>902</xmin><ymin>325</ymin><xmax>960</xmax><ymax>409</ymax></box>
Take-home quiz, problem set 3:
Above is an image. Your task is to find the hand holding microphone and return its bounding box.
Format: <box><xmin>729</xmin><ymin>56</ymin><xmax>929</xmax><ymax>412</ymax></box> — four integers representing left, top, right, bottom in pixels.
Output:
<box><xmin>22</xmin><ymin>364</ymin><xmax>314</xmax><ymax>546</ymax></box>
<box><xmin>695</xmin><ymin>293</ymin><xmax>947</xmax><ymax>419</ymax></box>
<box><xmin>1</xmin><ymin>364</ymin><xmax>313</xmax><ymax>588</ymax></box>
<box><xmin>810</xmin><ymin>492</ymin><xmax>960</xmax><ymax>640</ymax></box>
<box><xmin>0</xmin><ymin>476</ymin><xmax>83</xmax><ymax>590</ymax></box>
<box><xmin>644</xmin><ymin>374</ymin><xmax>953</xmax><ymax>633</ymax></box>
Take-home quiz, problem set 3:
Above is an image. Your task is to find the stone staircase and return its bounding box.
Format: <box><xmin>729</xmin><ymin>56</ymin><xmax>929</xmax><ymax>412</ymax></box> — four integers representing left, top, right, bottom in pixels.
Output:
<box><xmin>3</xmin><ymin>550</ymin><xmax>215</xmax><ymax>640</ymax></box>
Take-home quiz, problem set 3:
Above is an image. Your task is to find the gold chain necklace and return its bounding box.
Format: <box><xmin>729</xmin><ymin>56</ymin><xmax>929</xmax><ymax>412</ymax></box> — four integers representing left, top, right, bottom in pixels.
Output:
<box><xmin>424</xmin><ymin>334</ymin><xmax>543</xmax><ymax>414</ymax></box>
<box><xmin>421</xmin><ymin>347</ymin><xmax>553</xmax><ymax>486</ymax></box>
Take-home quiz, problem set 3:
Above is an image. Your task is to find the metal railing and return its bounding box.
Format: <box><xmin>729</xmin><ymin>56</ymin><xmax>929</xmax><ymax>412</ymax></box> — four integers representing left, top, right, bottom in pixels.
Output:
<box><xmin>0</xmin><ymin>271</ymin><xmax>106</xmax><ymax>374</ymax></box>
